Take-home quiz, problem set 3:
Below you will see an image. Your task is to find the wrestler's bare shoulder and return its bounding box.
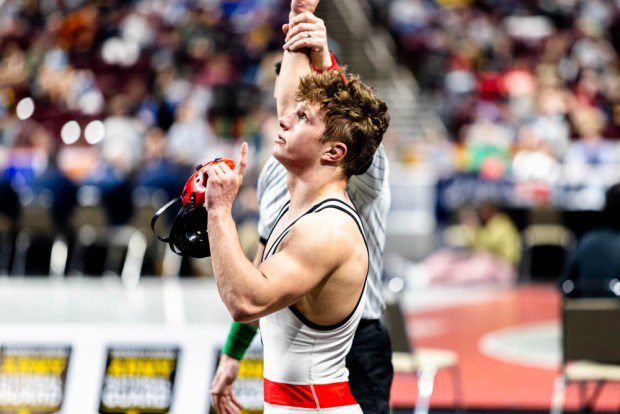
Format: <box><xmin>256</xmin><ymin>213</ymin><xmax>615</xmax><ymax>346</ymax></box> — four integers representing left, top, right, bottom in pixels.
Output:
<box><xmin>280</xmin><ymin>207</ymin><xmax>365</xmax><ymax>259</ymax></box>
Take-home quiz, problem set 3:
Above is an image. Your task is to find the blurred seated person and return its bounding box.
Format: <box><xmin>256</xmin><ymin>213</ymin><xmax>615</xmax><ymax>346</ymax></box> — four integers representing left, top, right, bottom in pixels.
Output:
<box><xmin>559</xmin><ymin>183</ymin><xmax>620</xmax><ymax>298</ymax></box>
<box><xmin>136</xmin><ymin>126</ymin><xmax>191</xmax><ymax>201</ymax></box>
<box><xmin>30</xmin><ymin>128</ymin><xmax>77</xmax><ymax>232</ymax></box>
<box><xmin>0</xmin><ymin>143</ymin><xmax>19</xmax><ymax>225</ymax></box>
<box><xmin>83</xmin><ymin>95</ymin><xmax>144</xmax><ymax>226</ymax></box>
<box><xmin>166</xmin><ymin>100</ymin><xmax>217</xmax><ymax>167</ymax></box>
<box><xmin>136</xmin><ymin>100</ymin><xmax>216</xmax><ymax>210</ymax></box>
<box><xmin>0</xmin><ymin>174</ymin><xmax>19</xmax><ymax>226</ymax></box>
<box><xmin>5</xmin><ymin>120</ymin><xmax>76</xmax><ymax>232</ymax></box>
<box><xmin>420</xmin><ymin>202</ymin><xmax>521</xmax><ymax>285</ymax></box>
<box><xmin>512</xmin><ymin>125</ymin><xmax>562</xmax><ymax>185</ymax></box>
<box><xmin>563</xmin><ymin>106</ymin><xmax>616</xmax><ymax>185</ymax></box>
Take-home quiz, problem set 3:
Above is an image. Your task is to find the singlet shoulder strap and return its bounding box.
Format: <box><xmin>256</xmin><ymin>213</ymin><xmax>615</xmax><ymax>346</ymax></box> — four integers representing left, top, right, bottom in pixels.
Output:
<box><xmin>262</xmin><ymin>200</ymin><xmax>291</xmax><ymax>262</ymax></box>
<box><xmin>263</xmin><ymin>198</ymin><xmax>353</xmax><ymax>261</ymax></box>
<box><xmin>266</xmin><ymin>199</ymin><xmax>291</xmax><ymax>242</ymax></box>
<box><xmin>313</xmin><ymin>199</ymin><xmax>366</xmax><ymax>242</ymax></box>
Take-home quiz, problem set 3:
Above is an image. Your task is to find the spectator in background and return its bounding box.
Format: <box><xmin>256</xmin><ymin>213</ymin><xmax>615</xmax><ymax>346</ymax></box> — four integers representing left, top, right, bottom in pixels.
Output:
<box><xmin>564</xmin><ymin>106</ymin><xmax>617</xmax><ymax>185</ymax></box>
<box><xmin>527</xmin><ymin>87</ymin><xmax>570</xmax><ymax>158</ymax></box>
<box><xmin>166</xmin><ymin>100</ymin><xmax>217</xmax><ymax>165</ymax></box>
<box><xmin>30</xmin><ymin>126</ymin><xmax>77</xmax><ymax>231</ymax></box>
<box><xmin>512</xmin><ymin>124</ymin><xmax>562</xmax><ymax>185</ymax></box>
<box><xmin>461</xmin><ymin>108</ymin><xmax>513</xmax><ymax>179</ymax></box>
<box><xmin>84</xmin><ymin>95</ymin><xmax>144</xmax><ymax>226</ymax></box>
<box><xmin>560</xmin><ymin>183</ymin><xmax>620</xmax><ymax>297</ymax></box>
<box><xmin>0</xmin><ymin>172</ymin><xmax>19</xmax><ymax>273</ymax></box>
<box><xmin>0</xmin><ymin>42</ymin><xmax>29</xmax><ymax>87</ymax></box>
<box><xmin>417</xmin><ymin>201</ymin><xmax>521</xmax><ymax>285</ymax></box>
<box><xmin>2</xmin><ymin>112</ymin><xmax>77</xmax><ymax>232</ymax></box>
<box><xmin>472</xmin><ymin>202</ymin><xmax>521</xmax><ymax>267</ymax></box>
<box><xmin>0</xmin><ymin>177</ymin><xmax>19</xmax><ymax>226</ymax></box>
<box><xmin>101</xmin><ymin>95</ymin><xmax>145</xmax><ymax>171</ymax></box>
<box><xmin>136</xmin><ymin>126</ymin><xmax>190</xmax><ymax>202</ymax></box>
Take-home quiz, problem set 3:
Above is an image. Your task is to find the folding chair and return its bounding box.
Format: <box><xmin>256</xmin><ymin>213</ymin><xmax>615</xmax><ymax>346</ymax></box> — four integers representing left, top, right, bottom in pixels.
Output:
<box><xmin>0</xmin><ymin>215</ymin><xmax>15</xmax><ymax>275</ymax></box>
<box><xmin>550</xmin><ymin>298</ymin><xmax>620</xmax><ymax>414</ymax></box>
<box><xmin>520</xmin><ymin>224</ymin><xmax>575</xmax><ymax>283</ymax></box>
<box><xmin>70</xmin><ymin>192</ymin><xmax>147</xmax><ymax>284</ymax></box>
<box><xmin>11</xmin><ymin>201</ymin><xmax>68</xmax><ymax>277</ymax></box>
<box><xmin>133</xmin><ymin>186</ymin><xmax>182</xmax><ymax>277</ymax></box>
<box><xmin>384</xmin><ymin>296</ymin><xmax>465</xmax><ymax>414</ymax></box>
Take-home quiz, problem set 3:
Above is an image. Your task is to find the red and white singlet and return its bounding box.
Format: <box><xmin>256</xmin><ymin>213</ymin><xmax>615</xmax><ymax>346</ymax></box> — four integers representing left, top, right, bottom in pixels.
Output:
<box><xmin>260</xmin><ymin>199</ymin><xmax>368</xmax><ymax>413</ymax></box>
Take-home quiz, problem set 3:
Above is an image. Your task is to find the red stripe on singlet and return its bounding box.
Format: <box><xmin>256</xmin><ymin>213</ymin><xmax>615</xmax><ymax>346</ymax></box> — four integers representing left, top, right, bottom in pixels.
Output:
<box><xmin>263</xmin><ymin>378</ymin><xmax>358</xmax><ymax>409</ymax></box>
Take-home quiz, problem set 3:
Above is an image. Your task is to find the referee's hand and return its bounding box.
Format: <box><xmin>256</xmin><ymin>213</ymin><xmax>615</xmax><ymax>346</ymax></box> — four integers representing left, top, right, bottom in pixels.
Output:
<box><xmin>210</xmin><ymin>354</ymin><xmax>243</xmax><ymax>414</ymax></box>
<box><xmin>284</xmin><ymin>12</ymin><xmax>331</xmax><ymax>70</ymax></box>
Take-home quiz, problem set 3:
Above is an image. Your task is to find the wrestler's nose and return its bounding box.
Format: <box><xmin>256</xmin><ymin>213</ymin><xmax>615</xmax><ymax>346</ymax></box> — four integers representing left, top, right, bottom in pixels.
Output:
<box><xmin>279</xmin><ymin>115</ymin><xmax>290</xmax><ymax>131</ymax></box>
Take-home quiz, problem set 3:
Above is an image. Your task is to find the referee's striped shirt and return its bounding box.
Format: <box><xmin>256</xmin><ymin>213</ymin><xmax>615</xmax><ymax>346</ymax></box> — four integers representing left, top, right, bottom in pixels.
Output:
<box><xmin>257</xmin><ymin>144</ymin><xmax>390</xmax><ymax>320</ymax></box>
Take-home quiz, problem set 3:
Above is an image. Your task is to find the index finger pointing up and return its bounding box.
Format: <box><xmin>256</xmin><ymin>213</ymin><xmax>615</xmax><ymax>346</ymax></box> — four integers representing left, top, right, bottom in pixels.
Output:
<box><xmin>235</xmin><ymin>142</ymin><xmax>248</xmax><ymax>177</ymax></box>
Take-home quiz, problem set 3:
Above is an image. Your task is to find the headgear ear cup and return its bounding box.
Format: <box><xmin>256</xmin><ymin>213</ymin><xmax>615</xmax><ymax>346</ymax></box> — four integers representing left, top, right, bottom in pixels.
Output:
<box><xmin>151</xmin><ymin>157</ymin><xmax>236</xmax><ymax>258</ymax></box>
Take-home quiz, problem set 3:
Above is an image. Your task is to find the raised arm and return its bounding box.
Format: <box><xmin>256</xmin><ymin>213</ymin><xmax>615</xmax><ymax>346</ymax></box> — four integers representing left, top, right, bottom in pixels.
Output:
<box><xmin>275</xmin><ymin>0</ymin><xmax>331</xmax><ymax>117</ymax></box>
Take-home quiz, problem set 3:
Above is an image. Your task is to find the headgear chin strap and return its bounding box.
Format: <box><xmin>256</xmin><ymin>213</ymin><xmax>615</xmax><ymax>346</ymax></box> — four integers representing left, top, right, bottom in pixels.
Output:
<box><xmin>151</xmin><ymin>158</ymin><xmax>236</xmax><ymax>258</ymax></box>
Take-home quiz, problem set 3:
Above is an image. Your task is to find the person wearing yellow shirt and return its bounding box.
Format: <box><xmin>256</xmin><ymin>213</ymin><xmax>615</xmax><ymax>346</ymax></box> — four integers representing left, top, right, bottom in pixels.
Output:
<box><xmin>416</xmin><ymin>202</ymin><xmax>520</xmax><ymax>285</ymax></box>
<box><xmin>472</xmin><ymin>202</ymin><xmax>521</xmax><ymax>266</ymax></box>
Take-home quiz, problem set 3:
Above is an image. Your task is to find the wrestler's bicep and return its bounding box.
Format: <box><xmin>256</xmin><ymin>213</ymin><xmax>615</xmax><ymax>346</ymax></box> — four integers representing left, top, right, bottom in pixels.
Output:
<box><xmin>254</xmin><ymin>222</ymin><xmax>345</xmax><ymax>316</ymax></box>
<box><xmin>257</xmin><ymin>252</ymin><xmax>319</xmax><ymax>311</ymax></box>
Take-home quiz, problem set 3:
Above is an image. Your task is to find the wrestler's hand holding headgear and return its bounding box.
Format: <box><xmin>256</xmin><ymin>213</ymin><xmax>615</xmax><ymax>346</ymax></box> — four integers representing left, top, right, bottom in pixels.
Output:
<box><xmin>151</xmin><ymin>143</ymin><xmax>247</xmax><ymax>258</ymax></box>
<box><xmin>203</xmin><ymin>143</ymin><xmax>248</xmax><ymax>214</ymax></box>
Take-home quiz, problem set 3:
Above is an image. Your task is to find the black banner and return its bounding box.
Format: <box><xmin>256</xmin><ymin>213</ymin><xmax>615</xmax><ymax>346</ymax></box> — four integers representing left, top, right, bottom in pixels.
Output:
<box><xmin>99</xmin><ymin>346</ymin><xmax>179</xmax><ymax>414</ymax></box>
<box><xmin>0</xmin><ymin>344</ymin><xmax>71</xmax><ymax>414</ymax></box>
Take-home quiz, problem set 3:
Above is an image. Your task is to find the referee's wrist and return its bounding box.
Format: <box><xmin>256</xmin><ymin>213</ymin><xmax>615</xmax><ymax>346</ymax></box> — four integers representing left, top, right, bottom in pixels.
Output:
<box><xmin>222</xmin><ymin>322</ymin><xmax>258</xmax><ymax>361</ymax></box>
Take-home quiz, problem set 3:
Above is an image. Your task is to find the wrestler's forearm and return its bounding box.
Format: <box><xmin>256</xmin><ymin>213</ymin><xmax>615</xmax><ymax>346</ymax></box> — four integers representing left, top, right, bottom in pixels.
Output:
<box><xmin>208</xmin><ymin>210</ymin><xmax>268</xmax><ymax>322</ymax></box>
<box><xmin>275</xmin><ymin>7</ymin><xmax>316</xmax><ymax>118</ymax></box>
<box><xmin>275</xmin><ymin>50</ymin><xmax>312</xmax><ymax>118</ymax></box>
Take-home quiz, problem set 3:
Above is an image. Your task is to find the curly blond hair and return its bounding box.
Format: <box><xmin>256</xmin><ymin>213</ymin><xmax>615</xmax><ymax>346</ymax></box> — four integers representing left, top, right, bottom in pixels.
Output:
<box><xmin>296</xmin><ymin>70</ymin><xmax>389</xmax><ymax>177</ymax></box>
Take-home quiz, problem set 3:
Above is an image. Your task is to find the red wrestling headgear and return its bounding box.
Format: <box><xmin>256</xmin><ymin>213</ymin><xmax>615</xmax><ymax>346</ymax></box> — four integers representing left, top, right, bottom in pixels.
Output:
<box><xmin>151</xmin><ymin>158</ymin><xmax>236</xmax><ymax>258</ymax></box>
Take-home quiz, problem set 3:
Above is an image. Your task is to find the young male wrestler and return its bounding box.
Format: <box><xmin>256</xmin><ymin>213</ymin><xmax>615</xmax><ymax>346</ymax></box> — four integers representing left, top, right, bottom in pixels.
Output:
<box><xmin>209</xmin><ymin>2</ymin><xmax>393</xmax><ymax>414</ymax></box>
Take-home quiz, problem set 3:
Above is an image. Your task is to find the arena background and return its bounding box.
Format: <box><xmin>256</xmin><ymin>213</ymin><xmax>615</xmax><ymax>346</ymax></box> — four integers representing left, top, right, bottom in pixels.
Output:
<box><xmin>0</xmin><ymin>0</ymin><xmax>619</xmax><ymax>413</ymax></box>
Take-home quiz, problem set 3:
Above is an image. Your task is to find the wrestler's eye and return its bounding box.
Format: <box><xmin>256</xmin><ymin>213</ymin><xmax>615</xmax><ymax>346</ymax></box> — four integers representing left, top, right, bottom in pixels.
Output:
<box><xmin>297</xmin><ymin>111</ymin><xmax>308</xmax><ymax>122</ymax></box>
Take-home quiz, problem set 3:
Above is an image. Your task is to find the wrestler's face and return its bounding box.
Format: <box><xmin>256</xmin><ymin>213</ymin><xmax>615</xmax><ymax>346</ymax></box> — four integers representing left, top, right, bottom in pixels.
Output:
<box><xmin>274</xmin><ymin>101</ymin><xmax>327</xmax><ymax>170</ymax></box>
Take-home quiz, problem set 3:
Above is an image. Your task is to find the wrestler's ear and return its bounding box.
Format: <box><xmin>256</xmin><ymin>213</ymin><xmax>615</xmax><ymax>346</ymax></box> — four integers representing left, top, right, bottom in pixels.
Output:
<box><xmin>322</xmin><ymin>142</ymin><xmax>347</xmax><ymax>163</ymax></box>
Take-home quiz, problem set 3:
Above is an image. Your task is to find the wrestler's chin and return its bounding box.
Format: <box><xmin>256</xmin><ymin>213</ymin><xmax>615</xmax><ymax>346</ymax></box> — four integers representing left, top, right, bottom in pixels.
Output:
<box><xmin>272</xmin><ymin>147</ymin><xmax>293</xmax><ymax>169</ymax></box>
<box><xmin>272</xmin><ymin>146</ymin><xmax>285</xmax><ymax>163</ymax></box>
<box><xmin>272</xmin><ymin>140</ymin><xmax>285</xmax><ymax>157</ymax></box>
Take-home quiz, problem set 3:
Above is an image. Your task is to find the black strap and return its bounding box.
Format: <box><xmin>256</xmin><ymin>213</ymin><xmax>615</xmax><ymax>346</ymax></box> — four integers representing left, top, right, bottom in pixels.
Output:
<box><xmin>263</xmin><ymin>198</ymin><xmax>359</xmax><ymax>261</ymax></box>
<box><xmin>261</xmin><ymin>201</ymin><xmax>291</xmax><ymax>262</ymax></box>
<box><xmin>151</xmin><ymin>197</ymin><xmax>181</xmax><ymax>243</ymax></box>
<box><xmin>315</xmin><ymin>202</ymin><xmax>366</xmax><ymax>241</ymax></box>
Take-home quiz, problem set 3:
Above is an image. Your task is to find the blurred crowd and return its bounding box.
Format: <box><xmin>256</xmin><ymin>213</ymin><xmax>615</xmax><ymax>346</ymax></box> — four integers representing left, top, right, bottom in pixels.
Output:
<box><xmin>2</xmin><ymin>0</ymin><xmax>620</xmax><ymax>279</ymax></box>
<box><xmin>373</xmin><ymin>0</ymin><xmax>620</xmax><ymax>209</ymax></box>
<box><xmin>0</xmin><ymin>0</ymin><xmax>290</xmax><ymax>238</ymax></box>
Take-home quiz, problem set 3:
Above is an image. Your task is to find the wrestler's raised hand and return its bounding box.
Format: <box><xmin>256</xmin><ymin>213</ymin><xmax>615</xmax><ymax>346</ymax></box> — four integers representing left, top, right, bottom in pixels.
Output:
<box><xmin>283</xmin><ymin>12</ymin><xmax>332</xmax><ymax>70</ymax></box>
<box><xmin>211</xmin><ymin>354</ymin><xmax>243</xmax><ymax>414</ymax></box>
<box><xmin>291</xmin><ymin>0</ymin><xmax>320</xmax><ymax>15</ymax></box>
<box><xmin>204</xmin><ymin>142</ymin><xmax>248</xmax><ymax>213</ymax></box>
